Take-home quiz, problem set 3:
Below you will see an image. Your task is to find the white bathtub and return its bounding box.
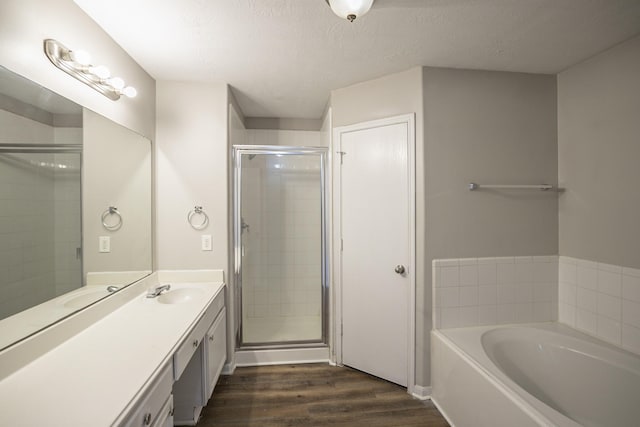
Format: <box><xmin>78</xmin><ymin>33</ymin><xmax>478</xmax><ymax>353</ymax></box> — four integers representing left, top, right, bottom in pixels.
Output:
<box><xmin>431</xmin><ymin>323</ymin><xmax>640</xmax><ymax>427</ymax></box>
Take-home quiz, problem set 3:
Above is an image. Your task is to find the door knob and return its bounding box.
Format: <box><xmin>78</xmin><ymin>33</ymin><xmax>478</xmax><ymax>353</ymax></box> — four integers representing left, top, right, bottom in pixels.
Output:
<box><xmin>394</xmin><ymin>265</ymin><xmax>406</xmax><ymax>275</ymax></box>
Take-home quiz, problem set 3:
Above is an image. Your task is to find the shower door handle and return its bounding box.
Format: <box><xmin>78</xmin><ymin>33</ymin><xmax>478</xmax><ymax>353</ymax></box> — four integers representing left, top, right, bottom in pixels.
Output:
<box><xmin>394</xmin><ymin>265</ymin><xmax>406</xmax><ymax>275</ymax></box>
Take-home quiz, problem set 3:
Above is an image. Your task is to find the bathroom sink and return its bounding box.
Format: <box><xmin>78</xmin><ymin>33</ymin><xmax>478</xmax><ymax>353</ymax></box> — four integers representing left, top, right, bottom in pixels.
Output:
<box><xmin>156</xmin><ymin>288</ymin><xmax>204</xmax><ymax>304</ymax></box>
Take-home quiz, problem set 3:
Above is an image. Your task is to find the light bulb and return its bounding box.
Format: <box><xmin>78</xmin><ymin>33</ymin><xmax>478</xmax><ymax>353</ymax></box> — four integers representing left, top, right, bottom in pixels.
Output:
<box><xmin>107</xmin><ymin>77</ymin><xmax>125</xmax><ymax>90</ymax></box>
<box><xmin>89</xmin><ymin>65</ymin><xmax>110</xmax><ymax>79</ymax></box>
<box><xmin>122</xmin><ymin>86</ymin><xmax>137</xmax><ymax>98</ymax></box>
<box><xmin>69</xmin><ymin>49</ymin><xmax>92</xmax><ymax>65</ymax></box>
<box><xmin>328</xmin><ymin>0</ymin><xmax>374</xmax><ymax>21</ymax></box>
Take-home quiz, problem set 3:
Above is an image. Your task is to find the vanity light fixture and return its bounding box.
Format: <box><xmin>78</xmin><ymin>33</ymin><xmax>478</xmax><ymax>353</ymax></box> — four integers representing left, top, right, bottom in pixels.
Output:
<box><xmin>43</xmin><ymin>39</ymin><xmax>137</xmax><ymax>101</ymax></box>
<box><xmin>326</xmin><ymin>0</ymin><xmax>374</xmax><ymax>22</ymax></box>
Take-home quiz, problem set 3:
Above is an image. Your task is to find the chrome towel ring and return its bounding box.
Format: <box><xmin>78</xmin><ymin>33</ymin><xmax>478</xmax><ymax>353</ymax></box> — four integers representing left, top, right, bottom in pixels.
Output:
<box><xmin>101</xmin><ymin>206</ymin><xmax>123</xmax><ymax>231</ymax></box>
<box><xmin>188</xmin><ymin>206</ymin><xmax>209</xmax><ymax>230</ymax></box>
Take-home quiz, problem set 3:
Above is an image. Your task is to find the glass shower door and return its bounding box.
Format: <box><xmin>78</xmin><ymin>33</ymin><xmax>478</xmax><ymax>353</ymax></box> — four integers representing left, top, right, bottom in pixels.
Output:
<box><xmin>234</xmin><ymin>146</ymin><xmax>327</xmax><ymax>348</ymax></box>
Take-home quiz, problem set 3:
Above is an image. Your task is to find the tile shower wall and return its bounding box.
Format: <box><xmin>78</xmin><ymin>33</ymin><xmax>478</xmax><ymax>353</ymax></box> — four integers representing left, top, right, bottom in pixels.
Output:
<box><xmin>433</xmin><ymin>256</ymin><xmax>558</xmax><ymax>328</ymax></box>
<box><xmin>245</xmin><ymin>129</ymin><xmax>322</xmax><ymax>147</ymax></box>
<box><xmin>52</xmin><ymin>131</ymin><xmax>82</xmax><ymax>296</ymax></box>
<box><xmin>1</xmin><ymin>110</ymin><xmax>54</xmax><ymax>318</ymax></box>
<box><xmin>558</xmin><ymin>256</ymin><xmax>640</xmax><ymax>355</ymax></box>
<box><xmin>0</xmin><ymin>151</ymin><xmax>55</xmax><ymax>318</ymax></box>
<box><xmin>0</xmin><ymin>111</ymin><xmax>82</xmax><ymax>319</ymax></box>
<box><xmin>241</xmin><ymin>154</ymin><xmax>322</xmax><ymax>332</ymax></box>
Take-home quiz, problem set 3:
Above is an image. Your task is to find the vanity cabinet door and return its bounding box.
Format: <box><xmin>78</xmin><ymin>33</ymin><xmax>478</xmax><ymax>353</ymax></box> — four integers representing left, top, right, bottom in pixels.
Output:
<box><xmin>205</xmin><ymin>307</ymin><xmax>227</xmax><ymax>399</ymax></box>
<box><xmin>152</xmin><ymin>395</ymin><xmax>173</xmax><ymax>427</ymax></box>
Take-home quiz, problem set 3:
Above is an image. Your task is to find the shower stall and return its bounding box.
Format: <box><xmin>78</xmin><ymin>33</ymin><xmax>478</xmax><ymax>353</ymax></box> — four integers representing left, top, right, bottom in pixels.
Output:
<box><xmin>233</xmin><ymin>145</ymin><xmax>328</xmax><ymax>351</ymax></box>
<box><xmin>0</xmin><ymin>144</ymin><xmax>82</xmax><ymax>320</ymax></box>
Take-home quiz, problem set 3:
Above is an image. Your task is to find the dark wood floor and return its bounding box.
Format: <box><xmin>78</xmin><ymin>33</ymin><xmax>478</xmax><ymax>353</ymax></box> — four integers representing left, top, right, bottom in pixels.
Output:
<box><xmin>198</xmin><ymin>363</ymin><xmax>449</xmax><ymax>427</ymax></box>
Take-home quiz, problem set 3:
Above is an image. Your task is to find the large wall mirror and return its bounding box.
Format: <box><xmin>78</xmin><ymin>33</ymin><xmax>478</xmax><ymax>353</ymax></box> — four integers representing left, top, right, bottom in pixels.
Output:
<box><xmin>0</xmin><ymin>65</ymin><xmax>152</xmax><ymax>351</ymax></box>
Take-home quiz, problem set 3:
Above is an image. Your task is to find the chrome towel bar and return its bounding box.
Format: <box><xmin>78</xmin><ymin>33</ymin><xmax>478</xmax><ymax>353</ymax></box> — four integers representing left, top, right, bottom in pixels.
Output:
<box><xmin>468</xmin><ymin>183</ymin><xmax>553</xmax><ymax>191</ymax></box>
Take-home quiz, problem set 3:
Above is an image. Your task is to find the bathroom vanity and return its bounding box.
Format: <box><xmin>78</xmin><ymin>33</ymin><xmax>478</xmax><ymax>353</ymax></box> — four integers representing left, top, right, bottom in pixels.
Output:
<box><xmin>0</xmin><ymin>270</ymin><xmax>227</xmax><ymax>426</ymax></box>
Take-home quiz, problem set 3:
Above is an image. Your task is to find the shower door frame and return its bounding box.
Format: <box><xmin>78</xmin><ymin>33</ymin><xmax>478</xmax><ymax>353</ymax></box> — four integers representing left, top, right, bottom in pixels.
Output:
<box><xmin>232</xmin><ymin>145</ymin><xmax>329</xmax><ymax>350</ymax></box>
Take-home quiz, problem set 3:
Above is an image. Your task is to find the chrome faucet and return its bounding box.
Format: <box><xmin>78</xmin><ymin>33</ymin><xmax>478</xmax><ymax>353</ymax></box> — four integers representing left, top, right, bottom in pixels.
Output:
<box><xmin>146</xmin><ymin>284</ymin><xmax>171</xmax><ymax>298</ymax></box>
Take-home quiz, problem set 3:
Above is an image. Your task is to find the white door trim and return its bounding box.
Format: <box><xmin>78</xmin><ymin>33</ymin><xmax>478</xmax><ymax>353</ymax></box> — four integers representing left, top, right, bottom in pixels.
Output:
<box><xmin>331</xmin><ymin>113</ymin><xmax>416</xmax><ymax>394</ymax></box>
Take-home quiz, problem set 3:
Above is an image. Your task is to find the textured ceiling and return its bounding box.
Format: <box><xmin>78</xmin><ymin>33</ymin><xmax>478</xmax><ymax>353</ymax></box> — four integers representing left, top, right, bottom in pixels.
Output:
<box><xmin>74</xmin><ymin>0</ymin><xmax>640</xmax><ymax>119</ymax></box>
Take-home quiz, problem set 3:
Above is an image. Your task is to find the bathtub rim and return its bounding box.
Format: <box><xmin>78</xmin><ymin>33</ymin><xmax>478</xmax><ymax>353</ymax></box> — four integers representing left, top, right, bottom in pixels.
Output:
<box><xmin>481</xmin><ymin>324</ymin><xmax>640</xmax><ymax>378</ymax></box>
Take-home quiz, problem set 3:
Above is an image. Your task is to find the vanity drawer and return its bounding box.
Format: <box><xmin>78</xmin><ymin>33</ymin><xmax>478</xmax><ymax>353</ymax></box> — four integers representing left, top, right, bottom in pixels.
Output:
<box><xmin>173</xmin><ymin>288</ymin><xmax>225</xmax><ymax>380</ymax></box>
<box><xmin>122</xmin><ymin>363</ymin><xmax>173</xmax><ymax>427</ymax></box>
<box><xmin>152</xmin><ymin>394</ymin><xmax>174</xmax><ymax>427</ymax></box>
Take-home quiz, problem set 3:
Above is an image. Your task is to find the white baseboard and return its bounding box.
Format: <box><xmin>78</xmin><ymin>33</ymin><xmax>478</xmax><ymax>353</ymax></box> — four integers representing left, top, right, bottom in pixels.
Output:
<box><xmin>235</xmin><ymin>347</ymin><xmax>330</xmax><ymax>366</ymax></box>
<box><xmin>431</xmin><ymin>396</ymin><xmax>456</xmax><ymax>427</ymax></box>
<box><xmin>221</xmin><ymin>361</ymin><xmax>236</xmax><ymax>375</ymax></box>
<box><xmin>411</xmin><ymin>384</ymin><xmax>432</xmax><ymax>400</ymax></box>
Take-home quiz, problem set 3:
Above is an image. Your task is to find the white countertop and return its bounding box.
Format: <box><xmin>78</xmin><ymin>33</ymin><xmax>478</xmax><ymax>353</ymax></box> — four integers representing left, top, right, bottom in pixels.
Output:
<box><xmin>0</xmin><ymin>279</ymin><xmax>225</xmax><ymax>426</ymax></box>
<box><xmin>0</xmin><ymin>271</ymin><xmax>153</xmax><ymax>352</ymax></box>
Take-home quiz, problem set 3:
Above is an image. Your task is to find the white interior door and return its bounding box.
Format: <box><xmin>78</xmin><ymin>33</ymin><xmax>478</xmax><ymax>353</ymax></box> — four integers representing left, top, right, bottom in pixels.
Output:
<box><xmin>339</xmin><ymin>117</ymin><xmax>413</xmax><ymax>387</ymax></box>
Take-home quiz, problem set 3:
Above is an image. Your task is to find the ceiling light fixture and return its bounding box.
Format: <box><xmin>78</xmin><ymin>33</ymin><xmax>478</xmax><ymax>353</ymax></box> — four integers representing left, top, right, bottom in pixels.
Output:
<box><xmin>326</xmin><ymin>0</ymin><xmax>374</xmax><ymax>22</ymax></box>
<box><xmin>43</xmin><ymin>39</ymin><xmax>137</xmax><ymax>101</ymax></box>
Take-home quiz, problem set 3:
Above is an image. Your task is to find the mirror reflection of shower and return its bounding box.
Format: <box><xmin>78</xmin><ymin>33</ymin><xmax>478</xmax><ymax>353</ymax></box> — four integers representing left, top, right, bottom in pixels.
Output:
<box><xmin>233</xmin><ymin>146</ymin><xmax>328</xmax><ymax>349</ymax></box>
<box><xmin>0</xmin><ymin>144</ymin><xmax>82</xmax><ymax>321</ymax></box>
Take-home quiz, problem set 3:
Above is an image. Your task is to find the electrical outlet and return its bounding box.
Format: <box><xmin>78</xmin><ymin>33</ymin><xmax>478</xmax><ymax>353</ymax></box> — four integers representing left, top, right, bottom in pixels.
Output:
<box><xmin>201</xmin><ymin>234</ymin><xmax>212</xmax><ymax>251</ymax></box>
<box><xmin>99</xmin><ymin>236</ymin><xmax>111</xmax><ymax>253</ymax></box>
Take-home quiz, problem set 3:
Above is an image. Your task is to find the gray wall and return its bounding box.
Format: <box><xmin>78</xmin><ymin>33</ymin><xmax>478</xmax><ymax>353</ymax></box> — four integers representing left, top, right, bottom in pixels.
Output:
<box><xmin>558</xmin><ymin>34</ymin><xmax>640</xmax><ymax>269</ymax></box>
<box><xmin>244</xmin><ymin>117</ymin><xmax>322</xmax><ymax>131</ymax></box>
<box><xmin>422</xmin><ymin>67</ymin><xmax>558</xmax><ymax>384</ymax></box>
<box><xmin>155</xmin><ymin>81</ymin><xmax>229</xmax><ymax>274</ymax></box>
<box><xmin>83</xmin><ymin>109</ymin><xmax>152</xmax><ymax>278</ymax></box>
<box><xmin>331</xmin><ymin>66</ymin><xmax>558</xmax><ymax>387</ymax></box>
<box><xmin>227</xmin><ymin>101</ymin><xmax>246</xmax><ymax>362</ymax></box>
<box><xmin>424</xmin><ymin>67</ymin><xmax>558</xmax><ymax>259</ymax></box>
<box><xmin>0</xmin><ymin>110</ymin><xmax>58</xmax><ymax>317</ymax></box>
